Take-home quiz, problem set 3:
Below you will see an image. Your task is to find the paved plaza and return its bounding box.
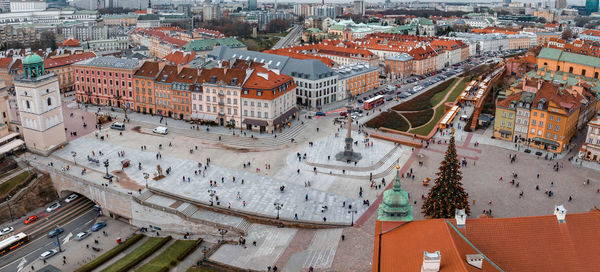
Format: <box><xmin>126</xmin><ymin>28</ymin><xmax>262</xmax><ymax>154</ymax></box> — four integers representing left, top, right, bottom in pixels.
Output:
<box><xmin>44</xmin><ymin>101</ymin><xmax>600</xmax><ymax>271</ymax></box>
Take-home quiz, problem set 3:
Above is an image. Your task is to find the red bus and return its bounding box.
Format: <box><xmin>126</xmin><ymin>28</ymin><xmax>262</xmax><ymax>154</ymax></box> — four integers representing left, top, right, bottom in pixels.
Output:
<box><xmin>0</xmin><ymin>233</ymin><xmax>29</xmax><ymax>256</ymax></box>
<box><xmin>364</xmin><ymin>95</ymin><xmax>385</xmax><ymax>110</ymax></box>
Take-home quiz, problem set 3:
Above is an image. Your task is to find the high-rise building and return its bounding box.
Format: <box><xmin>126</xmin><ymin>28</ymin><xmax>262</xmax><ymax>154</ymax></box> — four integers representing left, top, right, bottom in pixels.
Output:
<box><xmin>14</xmin><ymin>54</ymin><xmax>67</xmax><ymax>155</ymax></box>
<box><xmin>9</xmin><ymin>0</ymin><xmax>46</xmax><ymax>12</ymax></box>
<box><xmin>586</xmin><ymin>0</ymin><xmax>599</xmax><ymax>15</ymax></box>
<box><xmin>248</xmin><ymin>0</ymin><xmax>256</xmax><ymax>10</ymax></box>
<box><xmin>556</xmin><ymin>0</ymin><xmax>567</xmax><ymax>9</ymax></box>
<box><xmin>203</xmin><ymin>4</ymin><xmax>221</xmax><ymax>21</ymax></box>
<box><xmin>353</xmin><ymin>0</ymin><xmax>364</xmax><ymax>16</ymax></box>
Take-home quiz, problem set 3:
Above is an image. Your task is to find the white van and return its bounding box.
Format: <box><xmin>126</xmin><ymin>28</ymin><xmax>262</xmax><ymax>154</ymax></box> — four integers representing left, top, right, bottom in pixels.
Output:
<box><xmin>152</xmin><ymin>126</ymin><xmax>168</xmax><ymax>135</ymax></box>
<box><xmin>110</xmin><ymin>122</ymin><xmax>125</xmax><ymax>130</ymax></box>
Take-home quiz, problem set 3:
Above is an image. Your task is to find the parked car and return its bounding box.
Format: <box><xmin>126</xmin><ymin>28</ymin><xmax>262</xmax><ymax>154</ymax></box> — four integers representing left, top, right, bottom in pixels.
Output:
<box><xmin>413</xmin><ymin>86</ymin><xmax>423</xmax><ymax>92</ymax></box>
<box><xmin>40</xmin><ymin>249</ymin><xmax>58</xmax><ymax>260</ymax></box>
<box><xmin>75</xmin><ymin>231</ymin><xmax>91</xmax><ymax>241</ymax></box>
<box><xmin>65</xmin><ymin>193</ymin><xmax>78</xmax><ymax>203</ymax></box>
<box><xmin>110</xmin><ymin>122</ymin><xmax>125</xmax><ymax>131</ymax></box>
<box><xmin>152</xmin><ymin>126</ymin><xmax>168</xmax><ymax>135</ymax></box>
<box><xmin>91</xmin><ymin>222</ymin><xmax>107</xmax><ymax>232</ymax></box>
<box><xmin>46</xmin><ymin>202</ymin><xmax>60</xmax><ymax>213</ymax></box>
<box><xmin>0</xmin><ymin>227</ymin><xmax>13</xmax><ymax>236</ymax></box>
<box><xmin>24</xmin><ymin>215</ymin><xmax>38</xmax><ymax>224</ymax></box>
<box><xmin>48</xmin><ymin>228</ymin><xmax>64</xmax><ymax>238</ymax></box>
<box><xmin>386</xmin><ymin>97</ymin><xmax>394</xmax><ymax>101</ymax></box>
<box><xmin>339</xmin><ymin>112</ymin><xmax>347</xmax><ymax>117</ymax></box>
<box><xmin>315</xmin><ymin>112</ymin><xmax>326</xmax><ymax>116</ymax></box>
<box><xmin>357</xmin><ymin>99</ymin><xmax>363</xmax><ymax>103</ymax></box>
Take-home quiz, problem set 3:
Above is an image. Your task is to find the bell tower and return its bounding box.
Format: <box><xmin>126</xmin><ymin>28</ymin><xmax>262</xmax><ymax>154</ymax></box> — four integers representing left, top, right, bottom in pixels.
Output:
<box><xmin>14</xmin><ymin>53</ymin><xmax>67</xmax><ymax>156</ymax></box>
<box><xmin>377</xmin><ymin>165</ymin><xmax>413</xmax><ymax>222</ymax></box>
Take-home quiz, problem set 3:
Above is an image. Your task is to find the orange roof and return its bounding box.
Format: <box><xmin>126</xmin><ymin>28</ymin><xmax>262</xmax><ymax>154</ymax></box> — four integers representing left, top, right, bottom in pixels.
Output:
<box><xmin>164</xmin><ymin>51</ymin><xmax>196</xmax><ymax>65</ymax></box>
<box><xmin>173</xmin><ymin>67</ymin><xmax>198</xmax><ymax>85</ymax></box>
<box><xmin>242</xmin><ymin>65</ymin><xmax>296</xmax><ymax>100</ymax></box>
<box><xmin>155</xmin><ymin>65</ymin><xmax>179</xmax><ymax>84</ymax></box>
<box><xmin>408</xmin><ymin>45</ymin><xmax>438</xmax><ymax>60</ymax></box>
<box><xmin>472</xmin><ymin>27</ymin><xmax>520</xmax><ymax>35</ymax></box>
<box><xmin>197</xmin><ymin>64</ymin><xmax>247</xmax><ymax>87</ymax></box>
<box><xmin>0</xmin><ymin>57</ymin><xmax>14</xmax><ymax>69</ymax></box>
<box><xmin>60</xmin><ymin>38</ymin><xmax>80</xmax><ymax>47</ymax></box>
<box><xmin>134</xmin><ymin>61</ymin><xmax>161</xmax><ymax>78</ymax></box>
<box><xmin>136</xmin><ymin>29</ymin><xmax>188</xmax><ymax>48</ymax></box>
<box><xmin>582</xmin><ymin>29</ymin><xmax>600</xmax><ymax>37</ymax></box>
<box><xmin>44</xmin><ymin>52</ymin><xmax>96</xmax><ymax>69</ymax></box>
<box><xmin>497</xmin><ymin>91</ymin><xmax>522</xmax><ymax>108</ymax></box>
<box><xmin>375</xmin><ymin>210</ymin><xmax>600</xmax><ymax>272</ymax></box>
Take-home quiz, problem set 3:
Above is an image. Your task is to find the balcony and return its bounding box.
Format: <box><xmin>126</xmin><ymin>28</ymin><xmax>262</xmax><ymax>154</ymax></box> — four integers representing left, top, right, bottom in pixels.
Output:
<box><xmin>218</xmin><ymin>101</ymin><xmax>224</xmax><ymax>106</ymax></box>
<box><xmin>218</xmin><ymin>92</ymin><xmax>224</xmax><ymax>97</ymax></box>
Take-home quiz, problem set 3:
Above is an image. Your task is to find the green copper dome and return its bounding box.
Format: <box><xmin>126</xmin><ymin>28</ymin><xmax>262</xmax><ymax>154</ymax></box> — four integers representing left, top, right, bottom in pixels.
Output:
<box><xmin>377</xmin><ymin>165</ymin><xmax>413</xmax><ymax>222</ymax></box>
<box><xmin>23</xmin><ymin>53</ymin><xmax>43</xmax><ymax>65</ymax></box>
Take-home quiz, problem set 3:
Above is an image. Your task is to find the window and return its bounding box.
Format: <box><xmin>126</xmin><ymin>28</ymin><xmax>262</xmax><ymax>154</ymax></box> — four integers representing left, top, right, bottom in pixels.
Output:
<box><xmin>538</xmin><ymin>130</ymin><xmax>542</xmax><ymax>136</ymax></box>
<box><xmin>234</xmin><ymin>109</ymin><xmax>237</xmax><ymax>115</ymax></box>
<box><xmin>540</xmin><ymin>113</ymin><xmax>544</xmax><ymax>118</ymax></box>
<box><xmin>234</xmin><ymin>99</ymin><xmax>238</xmax><ymax>105</ymax></box>
<box><xmin>533</xmin><ymin>112</ymin><xmax>537</xmax><ymax>117</ymax></box>
<box><xmin>47</xmin><ymin>97</ymin><xmax>52</xmax><ymax>106</ymax></box>
<box><xmin>244</xmin><ymin>110</ymin><xmax>248</xmax><ymax>116</ymax></box>
<box><xmin>501</xmin><ymin>121</ymin><xmax>505</xmax><ymax>126</ymax></box>
<box><xmin>548</xmin><ymin>124</ymin><xmax>552</xmax><ymax>129</ymax></box>
<box><xmin>532</xmin><ymin>120</ymin><xmax>536</xmax><ymax>126</ymax></box>
<box><xmin>502</xmin><ymin>112</ymin><xmax>506</xmax><ymax>118</ymax></box>
<box><xmin>549</xmin><ymin>116</ymin><xmax>553</xmax><ymax>121</ymax></box>
<box><xmin>556</xmin><ymin>117</ymin><xmax>560</xmax><ymax>122</ymax></box>
<box><xmin>569</xmin><ymin>67</ymin><xmax>573</xmax><ymax>73</ymax></box>
<box><xmin>553</xmin><ymin>134</ymin><xmax>558</xmax><ymax>140</ymax></box>
<box><xmin>547</xmin><ymin>132</ymin><xmax>551</xmax><ymax>138</ymax></box>
<box><xmin>531</xmin><ymin>128</ymin><xmax>535</xmax><ymax>134</ymax></box>
<box><xmin>250</xmin><ymin>111</ymin><xmax>254</xmax><ymax>117</ymax></box>
<box><xmin>555</xmin><ymin>125</ymin><xmax>559</xmax><ymax>131</ymax></box>
<box><xmin>582</xmin><ymin>69</ymin><xmax>586</xmax><ymax>76</ymax></box>
<box><xmin>539</xmin><ymin>121</ymin><xmax>543</xmax><ymax>127</ymax></box>
<box><xmin>251</xmin><ymin>102</ymin><xmax>254</xmax><ymax>106</ymax></box>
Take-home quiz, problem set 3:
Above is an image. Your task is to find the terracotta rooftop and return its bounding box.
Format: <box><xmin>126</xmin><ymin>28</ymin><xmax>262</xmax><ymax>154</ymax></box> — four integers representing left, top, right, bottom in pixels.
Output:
<box><xmin>44</xmin><ymin>52</ymin><xmax>96</xmax><ymax>69</ymax></box>
<box><xmin>0</xmin><ymin>57</ymin><xmax>14</xmax><ymax>69</ymax></box>
<box><xmin>173</xmin><ymin>67</ymin><xmax>198</xmax><ymax>84</ymax></box>
<box><xmin>243</xmin><ymin>64</ymin><xmax>294</xmax><ymax>90</ymax></box>
<box><xmin>197</xmin><ymin>64</ymin><xmax>247</xmax><ymax>87</ymax></box>
<box><xmin>134</xmin><ymin>61</ymin><xmax>161</xmax><ymax>78</ymax></box>
<box><xmin>60</xmin><ymin>38</ymin><xmax>80</xmax><ymax>47</ymax></box>
<box><xmin>155</xmin><ymin>65</ymin><xmax>179</xmax><ymax>84</ymax></box>
<box><xmin>375</xmin><ymin>210</ymin><xmax>600</xmax><ymax>272</ymax></box>
<box><xmin>164</xmin><ymin>50</ymin><xmax>196</xmax><ymax>66</ymax></box>
<box><xmin>497</xmin><ymin>91</ymin><xmax>522</xmax><ymax>109</ymax></box>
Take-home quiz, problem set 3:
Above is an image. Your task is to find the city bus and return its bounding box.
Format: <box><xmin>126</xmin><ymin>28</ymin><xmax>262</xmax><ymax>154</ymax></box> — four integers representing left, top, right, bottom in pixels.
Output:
<box><xmin>0</xmin><ymin>233</ymin><xmax>29</xmax><ymax>256</ymax></box>
<box><xmin>364</xmin><ymin>95</ymin><xmax>385</xmax><ymax>110</ymax></box>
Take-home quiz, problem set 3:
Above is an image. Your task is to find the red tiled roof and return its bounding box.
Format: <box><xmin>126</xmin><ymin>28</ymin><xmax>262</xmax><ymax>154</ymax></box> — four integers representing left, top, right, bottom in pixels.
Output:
<box><xmin>136</xmin><ymin>29</ymin><xmax>188</xmax><ymax>48</ymax></box>
<box><xmin>164</xmin><ymin>51</ymin><xmax>196</xmax><ymax>66</ymax></box>
<box><xmin>173</xmin><ymin>67</ymin><xmax>198</xmax><ymax>84</ymax></box>
<box><xmin>155</xmin><ymin>65</ymin><xmax>179</xmax><ymax>84</ymax></box>
<box><xmin>582</xmin><ymin>29</ymin><xmax>600</xmax><ymax>37</ymax></box>
<box><xmin>134</xmin><ymin>61</ymin><xmax>161</xmax><ymax>78</ymax></box>
<box><xmin>60</xmin><ymin>38</ymin><xmax>80</xmax><ymax>47</ymax></box>
<box><xmin>0</xmin><ymin>57</ymin><xmax>13</xmax><ymax>69</ymax></box>
<box><xmin>263</xmin><ymin>49</ymin><xmax>335</xmax><ymax>67</ymax></box>
<box><xmin>44</xmin><ymin>52</ymin><xmax>96</xmax><ymax>69</ymax></box>
<box><xmin>376</xmin><ymin>210</ymin><xmax>600</xmax><ymax>272</ymax></box>
<box><xmin>197</xmin><ymin>64</ymin><xmax>247</xmax><ymax>87</ymax></box>
<box><xmin>408</xmin><ymin>45</ymin><xmax>438</xmax><ymax>60</ymax></box>
<box><xmin>497</xmin><ymin>91</ymin><xmax>522</xmax><ymax>108</ymax></box>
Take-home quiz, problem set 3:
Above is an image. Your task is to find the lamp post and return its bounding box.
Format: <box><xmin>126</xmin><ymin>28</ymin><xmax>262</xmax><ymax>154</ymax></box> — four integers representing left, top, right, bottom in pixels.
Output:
<box><xmin>143</xmin><ymin>172</ymin><xmax>149</xmax><ymax>188</ymax></box>
<box><xmin>103</xmin><ymin>159</ymin><xmax>112</xmax><ymax>179</ymax></box>
<box><xmin>217</xmin><ymin>228</ymin><xmax>228</xmax><ymax>244</ymax></box>
<box><xmin>348</xmin><ymin>208</ymin><xmax>357</xmax><ymax>226</ymax></box>
<box><xmin>273</xmin><ymin>202</ymin><xmax>283</xmax><ymax>219</ymax></box>
<box><xmin>56</xmin><ymin>233</ymin><xmax>63</xmax><ymax>252</ymax></box>
<box><xmin>201</xmin><ymin>246</ymin><xmax>209</xmax><ymax>262</ymax></box>
<box><xmin>71</xmin><ymin>151</ymin><xmax>77</xmax><ymax>165</ymax></box>
<box><xmin>208</xmin><ymin>189</ymin><xmax>216</xmax><ymax>206</ymax></box>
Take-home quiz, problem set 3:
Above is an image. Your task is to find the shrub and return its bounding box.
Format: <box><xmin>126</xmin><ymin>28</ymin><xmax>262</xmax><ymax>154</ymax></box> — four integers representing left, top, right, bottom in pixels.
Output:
<box><xmin>365</xmin><ymin>111</ymin><xmax>409</xmax><ymax>131</ymax></box>
<box><xmin>103</xmin><ymin>236</ymin><xmax>172</xmax><ymax>272</ymax></box>
<box><xmin>403</xmin><ymin>109</ymin><xmax>434</xmax><ymax>128</ymax></box>
<box><xmin>75</xmin><ymin>234</ymin><xmax>144</xmax><ymax>272</ymax></box>
<box><xmin>136</xmin><ymin>239</ymin><xmax>200</xmax><ymax>272</ymax></box>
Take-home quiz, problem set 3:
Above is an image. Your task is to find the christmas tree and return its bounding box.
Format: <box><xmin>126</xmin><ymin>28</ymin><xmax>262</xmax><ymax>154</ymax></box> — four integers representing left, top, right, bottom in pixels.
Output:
<box><xmin>422</xmin><ymin>132</ymin><xmax>470</xmax><ymax>218</ymax></box>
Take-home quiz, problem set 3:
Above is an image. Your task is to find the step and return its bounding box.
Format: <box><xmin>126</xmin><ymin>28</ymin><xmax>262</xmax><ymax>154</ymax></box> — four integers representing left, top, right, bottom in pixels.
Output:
<box><xmin>137</xmin><ymin>189</ymin><xmax>154</xmax><ymax>202</ymax></box>
<box><xmin>180</xmin><ymin>203</ymin><xmax>199</xmax><ymax>218</ymax></box>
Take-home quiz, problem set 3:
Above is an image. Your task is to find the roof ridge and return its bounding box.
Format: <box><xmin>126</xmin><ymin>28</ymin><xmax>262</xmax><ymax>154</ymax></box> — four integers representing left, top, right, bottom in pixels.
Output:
<box><xmin>445</xmin><ymin>220</ymin><xmax>505</xmax><ymax>271</ymax></box>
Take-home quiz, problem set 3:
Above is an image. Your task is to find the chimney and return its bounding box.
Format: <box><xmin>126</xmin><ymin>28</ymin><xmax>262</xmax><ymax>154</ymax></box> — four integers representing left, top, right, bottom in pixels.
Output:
<box><xmin>563</xmin><ymin>72</ymin><xmax>567</xmax><ymax>81</ymax></box>
<box><xmin>421</xmin><ymin>251</ymin><xmax>441</xmax><ymax>272</ymax></box>
<box><xmin>466</xmin><ymin>254</ymin><xmax>484</xmax><ymax>269</ymax></box>
<box><xmin>554</xmin><ymin>205</ymin><xmax>566</xmax><ymax>223</ymax></box>
<box><xmin>455</xmin><ymin>209</ymin><xmax>466</xmax><ymax>228</ymax></box>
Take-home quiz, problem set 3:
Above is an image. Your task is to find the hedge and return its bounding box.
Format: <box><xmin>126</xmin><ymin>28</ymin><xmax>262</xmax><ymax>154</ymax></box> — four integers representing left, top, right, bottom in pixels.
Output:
<box><xmin>102</xmin><ymin>236</ymin><xmax>172</xmax><ymax>272</ymax></box>
<box><xmin>402</xmin><ymin>109</ymin><xmax>434</xmax><ymax>128</ymax></box>
<box><xmin>365</xmin><ymin>111</ymin><xmax>409</xmax><ymax>131</ymax></box>
<box><xmin>75</xmin><ymin>234</ymin><xmax>145</xmax><ymax>272</ymax></box>
<box><xmin>136</xmin><ymin>239</ymin><xmax>202</xmax><ymax>272</ymax></box>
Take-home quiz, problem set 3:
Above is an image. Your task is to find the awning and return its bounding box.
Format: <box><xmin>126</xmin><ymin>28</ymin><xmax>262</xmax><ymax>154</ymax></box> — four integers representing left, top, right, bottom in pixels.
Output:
<box><xmin>242</xmin><ymin>118</ymin><xmax>268</xmax><ymax>127</ymax></box>
<box><xmin>498</xmin><ymin>129</ymin><xmax>512</xmax><ymax>135</ymax></box>
<box><xmin>273</xmin><ymin>107</ymin><xmax>298</xmax><ymax>125</ymax></box>
<box><xmin>191</xmin><ymin>113</ymin><xmax>218</xmax><ymax>122</ymax></box>
<box><xmin>0</xmin><ymin>133</ymin><xmax>19</xmax><ymax>144</ymax></box>
<box><xmin>532</xmin><ymin>137</ymin><xmax>559</xmax><ymax>146</ymax></box>
<box><xmin>0</xmin><ymin>139</ymin><xmax>25</xmax><ymax>155</ymax></box>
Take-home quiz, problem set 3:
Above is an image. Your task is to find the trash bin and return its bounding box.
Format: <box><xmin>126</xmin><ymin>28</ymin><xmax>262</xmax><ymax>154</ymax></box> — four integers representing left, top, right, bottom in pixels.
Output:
<box><xmin>116</xmin><ymin>237</ymin><xmax>122</xmax><ymax>244</ymax></box>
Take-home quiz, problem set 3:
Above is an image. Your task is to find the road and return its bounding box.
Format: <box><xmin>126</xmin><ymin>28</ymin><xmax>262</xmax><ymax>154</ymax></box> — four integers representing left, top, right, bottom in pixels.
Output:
<box><xmin>0</xmin><ymin>198</ymin><xmax>98</xmax><ymax>272</ymax></box>
<box><xmin>272</xmin><ymin>25</ymin><xmax>303</xmax><ymax>49</ymax></box>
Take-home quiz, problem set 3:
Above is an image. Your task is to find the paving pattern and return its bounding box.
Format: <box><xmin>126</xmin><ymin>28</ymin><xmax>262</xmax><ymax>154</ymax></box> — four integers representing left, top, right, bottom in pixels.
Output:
<box><xmin>53</xmin><ymin>136</ymin><xmax>369</xmax><ymax>224</ymax></box>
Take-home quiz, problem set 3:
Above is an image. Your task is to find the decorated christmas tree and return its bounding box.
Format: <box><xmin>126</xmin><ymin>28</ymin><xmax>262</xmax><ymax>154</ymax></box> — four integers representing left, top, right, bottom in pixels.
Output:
<box><xmin>422</xmin><ymin>131</ymin><xmax>470</xmax><ymax>218</ymax></box>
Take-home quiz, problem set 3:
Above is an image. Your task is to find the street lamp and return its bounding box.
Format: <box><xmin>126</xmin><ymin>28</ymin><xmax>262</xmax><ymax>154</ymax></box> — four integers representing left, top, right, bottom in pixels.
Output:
<box><xmin>217</xmin><ymin>228</ymin><xmax>228</xmax><ymax>244</ymax></box>
<box><xmin>143</xmin><ymin>172</ymin><xmax>149</xmax><ymax>188</ymax></box>
<box><xmin>273</xmin><ymin>202</ymin><xmax>283</xmax><ymax>219</ymax></box>
<box><xmin>201</xmin><ymin>246</ymin><xmax>209</xmax><ymax>262</ymax></box>
<box><xmin>71</xmin><ymin>151</ymin><xmax>77</xmax><ymax>165</ymax></box>
<box><xmin>348</xmin><ymin>208</ymin><xmax>358</xmax><ymax>226</ymax></box>
<box><xmin>208</xmin><ymin>189</ymin><xmax>216</xmax><ymax>206</ymax></box>
<box><xmin>103</xmin><ymin>159</ymin><xmax>112</xmax><ymax>179</ymax></box>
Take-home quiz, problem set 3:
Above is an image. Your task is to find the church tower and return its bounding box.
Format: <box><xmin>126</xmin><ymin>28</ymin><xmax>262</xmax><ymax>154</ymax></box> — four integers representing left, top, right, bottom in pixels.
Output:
<box><xmin>147</xmin><ymin>0</ymin><xmax>153</xmax><ymax>14</ymax></box>
<box><xmin>14</xmin><ymin>53</ymin><xmax>67</xmax><ymax>156</ymax></box>
<box><xmin>377</xmin><ymin>165</ymin><xmax>413</xmax><ymax>222</ymax></box>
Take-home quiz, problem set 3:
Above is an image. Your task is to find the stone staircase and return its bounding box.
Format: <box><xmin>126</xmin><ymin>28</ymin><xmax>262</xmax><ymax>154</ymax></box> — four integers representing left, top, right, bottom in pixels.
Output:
<box><xmin>179</xmin><ymin>202</ymin><xmax>199</xmax><ymax>218</ymax></box>
<box><xmin>138</xmin><ymin>189</ymin><xmax>154</xmax><ymax>202</ymax></box>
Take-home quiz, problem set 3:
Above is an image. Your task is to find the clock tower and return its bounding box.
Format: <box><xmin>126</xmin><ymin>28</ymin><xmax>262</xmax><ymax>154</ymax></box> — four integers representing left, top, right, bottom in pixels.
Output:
<box><xmin>14</xmin><ymin>53</ymin><xmax>67</xmax><ymax>156</ymax></box>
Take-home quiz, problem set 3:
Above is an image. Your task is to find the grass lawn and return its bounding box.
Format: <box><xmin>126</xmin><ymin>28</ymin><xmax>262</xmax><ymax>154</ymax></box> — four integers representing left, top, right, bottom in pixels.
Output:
<box><xmin>409</xmin><ymin>78</ymin><xmax>466</xmax><ymax>136</ymax></box>
<box><xmin>403</xmin><ymin>109</ymin><xmax>434</xmax><ymax>128</ymax></box>
<box><xmin>0</xmin><ymin>171</ymin><xmax>31</xmax><ymax>199</ymax></box>
<box><xmin>137</xmin><ymin>240</ymin><xmax>199</xmax><ymax>272</ymax></box>
<box><xmin>365</xmin><ymin>111</ymin><xmax>410</xmax><ymax>131</ymax></box>
<box><xmin>187</xmin><ymin>267</ymin><xmax>218</xmax><ymax>272</ymax></box>
<box><xmin>0</xmin><ymin>168</ymin><xmax>19</xmax><ymax>180</ymax></box>
<box><xmin>75</xmin><ymin>234</ymin><xmax>144</xmax><ymax>272</ymax></box>
<box><xmin>392</xmin><ymin>78</ymin><xmax>455</xmax><ymax>111</ymax></box>
<box><xmin>430</xmin><ymin>78</ymin><xmax>460</xmax><ymax>106</ymax></box>
<box><xmin>102</xmin><ymin>236</ymin><xmax>171</xmax><ymax>272</ymax></box>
